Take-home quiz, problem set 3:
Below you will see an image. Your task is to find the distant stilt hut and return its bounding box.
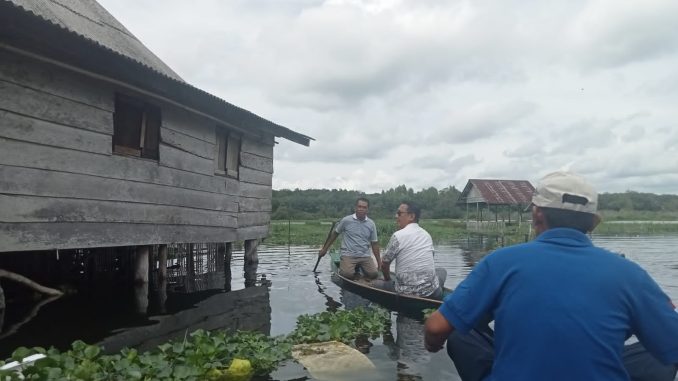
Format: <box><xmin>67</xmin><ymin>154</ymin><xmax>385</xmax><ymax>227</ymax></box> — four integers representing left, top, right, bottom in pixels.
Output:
<box><xmin>457</xmin><ymin>179</ymin><xmax>535</xmax><ymax>234</ymax></box>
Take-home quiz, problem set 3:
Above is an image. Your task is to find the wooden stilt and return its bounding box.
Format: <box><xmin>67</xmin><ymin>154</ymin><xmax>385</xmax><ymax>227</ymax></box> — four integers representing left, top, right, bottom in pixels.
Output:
<box><xmin>186</xmin><ymin>243</ymin><xmax>195</xmax><ymax>291</ymax></box>
<box><xmin>133</xmin><ymin>246</ymin><xmax>150</xmax><ymax>314</ymax></box>
<box><xmin>220</xmin><ymin>243</ymin><xmax>233</xmax><ymax>292</ymax></box>
<box><xmin>134</xmin><ymin>246</ymin><xmax>150</xmax><ymax>285</ymax></box>
<box><xmin>157</xmin><ymin>244</ymin><xmax>168</xmax><ymax>313</ymax></box>
<box><xmin>158</xmin><ymin>244</ymin><xmax>168</xmax><ymax>282</ymax></box>
<box><xmin>244</xmin><ymin>239</ymin><xmax>259</xmax><ymax>266</ymax></box>
<box><xmin>244</xmin><ymin>239</ymin><xmax>258</xmax><ymax>288</ymax></box>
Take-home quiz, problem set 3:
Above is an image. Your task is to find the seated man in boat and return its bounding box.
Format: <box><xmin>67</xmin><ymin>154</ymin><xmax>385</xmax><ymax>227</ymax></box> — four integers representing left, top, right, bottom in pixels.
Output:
<box><xmin>318</xmin><ymin>197</ymin><xmax>381</xmax><ymax>280</ymax></box>
<box><xmin>424</xmin><ymin>171</ymin><xmax>678</xmax><ymax>381</ymax></box>
<box><xmin>373</xmin><ymin>201</ymin><xmax>446</xmax><ymax>299</ymax></box>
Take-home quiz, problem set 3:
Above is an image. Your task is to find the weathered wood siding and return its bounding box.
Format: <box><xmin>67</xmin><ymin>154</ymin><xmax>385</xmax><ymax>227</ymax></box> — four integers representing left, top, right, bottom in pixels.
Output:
<box><xmin>237</xmin><ymin>135</ymin><xmax>274</xmax><ymax>240</ymax></box>
<box><xmin>0</xmin><ymin>49</ymin><xmax>274</xmax><ymax>251</ymax></box>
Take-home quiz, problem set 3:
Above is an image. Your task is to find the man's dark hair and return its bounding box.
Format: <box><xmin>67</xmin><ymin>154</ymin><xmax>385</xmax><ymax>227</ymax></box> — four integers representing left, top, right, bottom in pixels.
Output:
<box><xmin>402</xmin><ymin>201</ymin><xmax>421</xmax><ymax>223</ymax></box>
<box><xmin>356</xmin><ymin>197</ymin><xmax>369</xmax><ymax>206</ymax></box>
<box><xmin>541</xmin><ymin>207</ymin><xmax>595</xmax><ymax>233</ymax></box>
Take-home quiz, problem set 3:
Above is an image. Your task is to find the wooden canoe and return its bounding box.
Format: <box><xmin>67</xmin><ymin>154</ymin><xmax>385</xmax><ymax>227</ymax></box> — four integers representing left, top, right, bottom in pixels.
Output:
<box><xmin>329</xmin><ymin>251</ymin><xmax>452</xmax><ymax>314</ymax></box>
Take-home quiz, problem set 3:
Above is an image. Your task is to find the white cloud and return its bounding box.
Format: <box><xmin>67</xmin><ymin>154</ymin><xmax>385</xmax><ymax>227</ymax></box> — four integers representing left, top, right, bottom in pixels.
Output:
<box><xmin>98</xmin><ymin>0</ymin><xmax>678</xmax><ymax>194</ymax></box>
<box><xmin>566</xmin><ymin>0</ymin><xmax>678</xmax><ymax>70</ymax></box>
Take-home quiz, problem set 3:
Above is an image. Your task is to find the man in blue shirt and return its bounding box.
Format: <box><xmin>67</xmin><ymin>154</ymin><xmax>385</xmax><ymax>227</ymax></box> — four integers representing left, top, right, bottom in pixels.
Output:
<box><xmin>424</xmin><ymin>171</ymin><xmax>678</xmax><ymax>381</ymax></box>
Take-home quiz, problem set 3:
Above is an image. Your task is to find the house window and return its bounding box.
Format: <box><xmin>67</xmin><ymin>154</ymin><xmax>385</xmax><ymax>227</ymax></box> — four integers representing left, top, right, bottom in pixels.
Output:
<box><xmin>113</xmin><ymin>94</ymin><xmax>160</xmax><ymax>159</ymax></box>
<box><xmin>215</xmin><ymin>129</ymin><xmax>240</xmax><ymax>178</ymax></box>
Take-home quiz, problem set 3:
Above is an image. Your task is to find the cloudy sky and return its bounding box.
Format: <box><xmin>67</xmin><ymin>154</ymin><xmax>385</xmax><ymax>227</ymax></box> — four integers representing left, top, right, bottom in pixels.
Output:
<box><xmin>97</xmin><ymin>0</ymin><xmax>678</xmax><ymax>194</ymax></box>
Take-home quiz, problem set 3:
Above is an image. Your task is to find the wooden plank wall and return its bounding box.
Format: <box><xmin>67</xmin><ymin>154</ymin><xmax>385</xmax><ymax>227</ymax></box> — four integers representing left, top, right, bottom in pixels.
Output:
<box><xmin>0</xmin><ymin>48</ymin><xmax>275</xmax><ymax>252</ymax></box>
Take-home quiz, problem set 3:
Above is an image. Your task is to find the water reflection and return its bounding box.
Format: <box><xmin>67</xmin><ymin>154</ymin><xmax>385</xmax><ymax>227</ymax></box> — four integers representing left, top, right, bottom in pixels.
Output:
<box><xmin>334</xmin><ymin>286</ymin><xmax>444</xmax><ymax>380</ymax></box>
<box><xmin>0</xmin><ymin>261</ymin><xmax>272</xmax><ymax>359</ymax></box>
<box><xmin>99</xmin><ymin>286</ymin><xmax>271</xmax><ymax>353</ymax></box>
<box><xmin>277</xmin><ymin>236</ymin><xmax>678</xmax><ymax>380</ymax></box>
<box><xmin>2</xmin><ymin>236</ymin><xmax>677</xmax><ymax>380</ymax></box>
<box><xmin>314</xmin><ymin>276</ymin><xmax>341</xmax><ymax>313</ymax></box>
<box><xmin>390</xmin><ymin>314</ymin><xmax>430</xmax><ymax>381</ymax></box>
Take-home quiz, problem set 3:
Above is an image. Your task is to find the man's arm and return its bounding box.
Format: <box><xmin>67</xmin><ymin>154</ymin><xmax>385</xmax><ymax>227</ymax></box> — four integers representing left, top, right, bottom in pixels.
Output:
<box><xmin>381</xmin><ymin>259</ymin><xmax>391</xmax><ymax>281</ymax></box>
<box><xmin>318</xmin><ymin>231</ymin><xmax>339</xmax><ymax>257</ymax></box>
<box><xmin>380</xmin><ymin>235</ymin><xmax>398</xmax><ymax>281</ymax></box>
<box><xmin>424</xmin><ymin>310</ymin><xmax>455</xmax><ymax>352</ymax></box>
<box><xmin>371</xmin><ymin>241</ymin><xmax>381</xmax><ymax>268</ymax></box>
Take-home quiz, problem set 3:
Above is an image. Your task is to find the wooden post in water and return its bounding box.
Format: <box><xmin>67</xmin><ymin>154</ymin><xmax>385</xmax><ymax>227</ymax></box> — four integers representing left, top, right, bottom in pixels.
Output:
<box><xmin>158</xmin><ymin>244</ymin><xmax>168</xmax><ymax>282</ymax></box>
<box><xmin>245</xmin><ymin>239</ymin><xmax>259</xmax><ymax>265</ymax></box>
<box><xmin>220</xmin><ymin>243</ymin><xmax>233</xmax><ymax>292</ymax></box>
<box><xmin>244</xmin><ymin>239</ymin><xmax>259</xmax><ymax>288</ymax></box>
<box><xmin>157</xmin><ymin>244</ymin><xmax>168</xmax><ymax>313</ymax></box>
<box><xmin>134</xmin><ymin>245</ymin><xmax>150</xmax><ymax>285</ymax></box>
<box><xmin>133</xmin><ymin>245</ymin><xmax>150</xmax><ymax>314</ymax></box>
<box><xmin>187</xmin><ymin>244</ymin><xmax>195</xmax><ymax>292</ymax></box>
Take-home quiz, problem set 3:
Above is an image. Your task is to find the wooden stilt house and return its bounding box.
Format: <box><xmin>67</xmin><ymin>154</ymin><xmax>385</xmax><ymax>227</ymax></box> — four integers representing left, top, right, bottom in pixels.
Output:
<box><xmin>457</xmin><ymin>179</ymin><xmax>534</xmax><ymax>233</ymax></box>
<box><xmin>0</xmin><ymin>1</ymin><xmax>311</xmax><ymax>292</ymax></box>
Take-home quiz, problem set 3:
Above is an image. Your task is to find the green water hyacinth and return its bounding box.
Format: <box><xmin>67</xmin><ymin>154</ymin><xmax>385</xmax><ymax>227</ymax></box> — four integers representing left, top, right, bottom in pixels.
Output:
<box><xmin>0</xmin><ymin>307</ymin><xmax>391</xmax><ymax>380</ymax></box>
<box><xmin>288</xmin><ymin>307</ymin><xmax>391</xmax><ymax>344</ymax></box>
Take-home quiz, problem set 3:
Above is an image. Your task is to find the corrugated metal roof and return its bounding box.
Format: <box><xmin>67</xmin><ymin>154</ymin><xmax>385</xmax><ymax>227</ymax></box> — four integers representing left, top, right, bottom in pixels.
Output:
<box><xmin>458</xmin><ymin>179</ymin><xmax>535</xmax><ymax>205</ymax></box>
<box><xmin>1</xmin><ymin>0</ymin><xmax>313</xmax><ymax>146</ymax></box>
<box><xmin>8</xmin><ymin>0</ymin><xmax>184</xmax><ymax>82</ymax></box>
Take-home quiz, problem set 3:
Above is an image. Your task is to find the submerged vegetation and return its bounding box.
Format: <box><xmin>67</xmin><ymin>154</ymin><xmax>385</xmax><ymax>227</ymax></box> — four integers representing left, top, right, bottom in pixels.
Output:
<box><xmin>0</xmin><ymin>307</ymin><xmax>391</xmax><ymax>380</ymax></box>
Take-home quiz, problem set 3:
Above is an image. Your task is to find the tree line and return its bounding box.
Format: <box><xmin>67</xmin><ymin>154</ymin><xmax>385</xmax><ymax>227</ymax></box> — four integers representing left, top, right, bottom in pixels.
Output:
<box><xmin>272</xmin><ymin>187</ymin><xmax>678</xmax><ymax>220</ymax></box>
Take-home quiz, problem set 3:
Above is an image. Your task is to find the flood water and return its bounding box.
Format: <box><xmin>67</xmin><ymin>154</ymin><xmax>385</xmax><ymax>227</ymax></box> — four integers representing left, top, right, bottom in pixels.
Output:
<box><xmin>1</xmin><ymin>235</ymin><xmax>678</xmax><ymax>380</ymax></box>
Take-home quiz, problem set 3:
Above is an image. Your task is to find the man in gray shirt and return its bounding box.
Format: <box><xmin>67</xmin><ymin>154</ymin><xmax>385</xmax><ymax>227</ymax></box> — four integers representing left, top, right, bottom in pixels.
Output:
<box><xmin>318</xmin><ymin>197</ymin><xmax>381</xmax><ymax>279</ymax></box>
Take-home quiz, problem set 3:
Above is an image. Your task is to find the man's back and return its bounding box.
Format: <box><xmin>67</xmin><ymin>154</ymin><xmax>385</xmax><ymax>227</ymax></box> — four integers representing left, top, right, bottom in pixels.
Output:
<box><xmin>384</xmin><ymin>223</ymin><xmax>439</xmax><ymax>297</ymax></box>
<box><xmin>447</xmin><ymin>228</ymin><xmax>678</xmax><ymax>380</ymax></box>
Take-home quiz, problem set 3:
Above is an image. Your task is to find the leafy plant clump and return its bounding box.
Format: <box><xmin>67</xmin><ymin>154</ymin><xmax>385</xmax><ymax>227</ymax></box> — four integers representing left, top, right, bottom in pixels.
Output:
<box><xmin>0</xmin><ymin>330</ymin><xmax>289</xmax><ymax>380</ymax></box>
<box><xmin>0</xmin><ymin>307</ymin><xmax>390</xmax><ymax>380</ymax></box>
<box><xmin>288</xmin><ymin>306</ymin><xmax>390</xmax><ymax>344</ymax></box>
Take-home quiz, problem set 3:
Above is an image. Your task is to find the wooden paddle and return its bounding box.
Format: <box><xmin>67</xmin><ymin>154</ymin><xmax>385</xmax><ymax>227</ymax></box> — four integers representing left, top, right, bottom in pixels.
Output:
<box><xmin>313</xmin><ymin>221</ymin><xmax>336</xmax><ymax>272</ymax></box>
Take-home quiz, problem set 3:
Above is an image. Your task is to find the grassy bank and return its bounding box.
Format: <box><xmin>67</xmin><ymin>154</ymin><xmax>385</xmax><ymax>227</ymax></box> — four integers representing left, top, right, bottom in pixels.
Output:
<box><xmin>267</xmin><ymin>219</ymin><xmax>469</xmax><ymax>247</ymax></box>
<box><xmin>266</xmin><ymin>218</ymin><xmax>678</xmax><ymax>247</ymax></box>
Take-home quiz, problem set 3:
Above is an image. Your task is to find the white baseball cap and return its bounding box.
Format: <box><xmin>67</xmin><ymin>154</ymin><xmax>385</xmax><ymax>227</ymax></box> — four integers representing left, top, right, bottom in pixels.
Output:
<box><xmin>530</xmin><ymin>171</ymin><xmax>602</xmax><ymax>225</ymax></box>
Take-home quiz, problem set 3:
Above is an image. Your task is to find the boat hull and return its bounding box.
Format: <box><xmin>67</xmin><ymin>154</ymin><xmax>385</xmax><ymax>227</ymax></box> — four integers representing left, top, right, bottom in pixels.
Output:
<box><xmin>329</xmin><ymin>251</ymin><xmax>449</xmax><ymax>315</ymax></box>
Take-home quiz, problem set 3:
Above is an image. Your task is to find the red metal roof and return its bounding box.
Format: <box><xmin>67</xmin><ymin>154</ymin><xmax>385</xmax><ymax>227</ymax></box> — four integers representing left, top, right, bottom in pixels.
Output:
<box><xmin>458</xmin><ymin>179</ymin><xmax>535</xmax><ymax>205</ymax></box>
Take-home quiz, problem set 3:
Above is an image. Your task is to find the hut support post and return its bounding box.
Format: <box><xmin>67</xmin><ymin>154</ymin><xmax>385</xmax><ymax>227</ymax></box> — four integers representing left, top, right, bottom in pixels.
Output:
<box><xmin>158</xmin><ymin>244</ymin><xmax>168</xmax><ymax>282</ymax></box>
<box><xmin>134</xmin><ymin>245</ymin><xmax>150</xmax><ymax>285</ymax></box>
<box><xmin>244</xmin><ymin>239</ymin><xmax>259</xmax><ymax>288</ymax></box>
<box><xmin>133</xmin><ymin>245</ymin><xmax>150</xmax><ymax>314</ymax></box>
<box><xmin>156</xmin><ymin>244</ymin><xmax>168</xmax><ymax>313</ymax></box>
<box><xmin>187</xmin><ymin>244</ymin><xmax>195</xmax><ymax>277</ymax></box>
<box><xmin>185</xmin><ymin>244</ymin><xmax>196</xmax><ymax>292</ymax></box>
<box><xmin>244</xmin><ymin>239</ymin><xmax>259</xmax><ymax>266</ymax></box>
<box><xmin>220</xmin><ymin>243</ymin><xmax>233</xmax><ymax>292</ymax></box>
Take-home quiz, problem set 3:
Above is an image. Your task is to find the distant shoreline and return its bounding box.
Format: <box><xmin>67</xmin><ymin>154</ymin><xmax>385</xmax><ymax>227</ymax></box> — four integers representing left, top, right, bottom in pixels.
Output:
<box><xmin>267</xmin><ymin>218</ymin><xmax>678</xmax><ymax>246</ymax></box>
